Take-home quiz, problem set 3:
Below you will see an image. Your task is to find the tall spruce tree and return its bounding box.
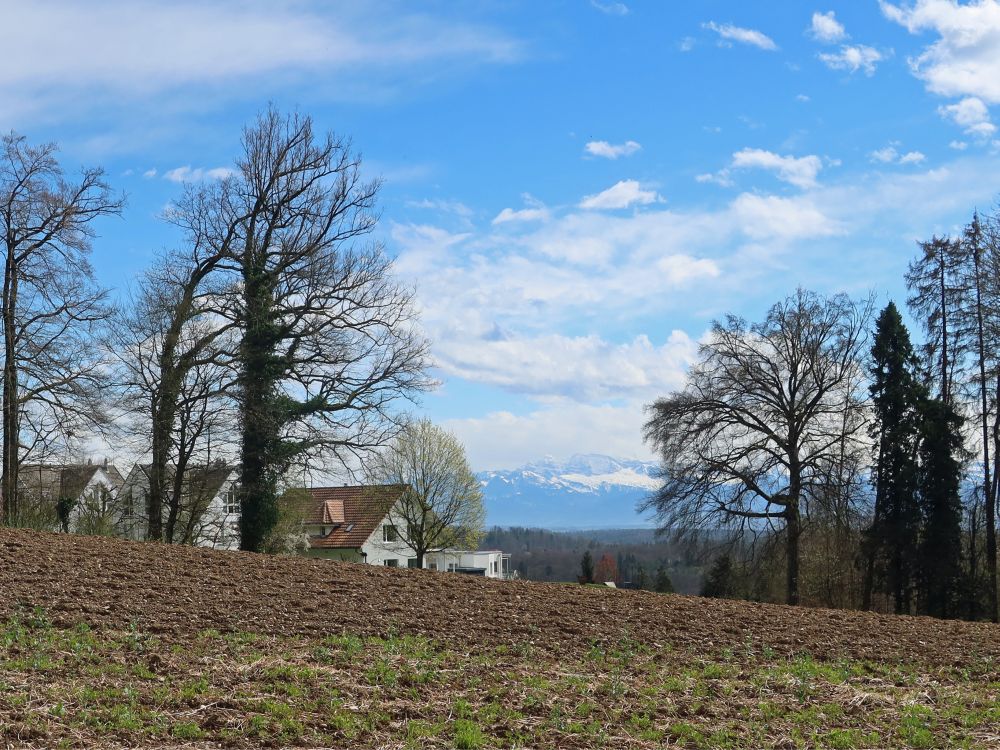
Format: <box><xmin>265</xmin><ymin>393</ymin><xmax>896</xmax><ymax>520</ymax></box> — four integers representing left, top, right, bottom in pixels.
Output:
<box><xmin>864</xmin><ymin>303</ymin><xmax>924</xmax><ymax>614</ymax></box>
<box><xmin>916</xmin><ymin>398</ymin><xmax>965</xmax><ymax>619</ymax></box>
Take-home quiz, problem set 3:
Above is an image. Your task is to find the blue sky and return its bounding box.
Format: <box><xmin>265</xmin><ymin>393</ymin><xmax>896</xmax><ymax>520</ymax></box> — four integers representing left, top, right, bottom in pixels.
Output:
<box><xmin>5</xmin><ymin>0</ymin><xmax>1000</xmax><ymax>470</ymax></box>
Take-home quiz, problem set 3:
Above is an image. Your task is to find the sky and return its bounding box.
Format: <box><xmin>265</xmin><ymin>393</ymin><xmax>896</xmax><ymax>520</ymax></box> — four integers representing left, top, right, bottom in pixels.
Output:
<box><xmin>5</xmin><ymin>0</ymin><xmax>1000</xmax><ymax>471</ymax></box>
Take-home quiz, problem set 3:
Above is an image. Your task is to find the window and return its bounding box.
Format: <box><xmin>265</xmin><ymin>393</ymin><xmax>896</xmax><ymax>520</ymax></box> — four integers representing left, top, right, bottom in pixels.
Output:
<box><xmin>122</xmin><ymin>491</ymin><xmax>134</xmax><ymax>518</ymax></box>
<box><xmin>491</xmin><ymin>560</ymin><xmax>498</xmax><ymax>574</ymax></box>
<box><xmin>384</xmin><ymin>559</ymin><xmax>399</xmax><ymax>567</ymax></box>
<box><xmin>224</xmin><ymin>485</ymin><xmax>240</xmax><ymax>514</ymax></box>
<box><xmin>407</xmin><ymin>558</ymin><xmax>419</xmax><ymax>569</ymax></box>
<box><xmin>382</xmin><ymin>524</ymin><xmax>399</xmax><ymax>543</ymax></box>
<box><xmin>447</xmin><ymin>563</ymin><xmax>456</xmax><ymax>572</ymax></box>
<box><xmin>428</xmin><ymin>562</ymin><xmax>438</xmax><ymax>571</ymax></box>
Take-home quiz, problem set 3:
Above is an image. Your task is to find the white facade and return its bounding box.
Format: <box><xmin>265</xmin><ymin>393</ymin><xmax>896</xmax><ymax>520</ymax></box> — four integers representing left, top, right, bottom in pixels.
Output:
<box><xmin>356</xmin><ymin>510</ymin><xmax>511</xmax><ymax>579</ymax></box>
<box><xmin>357</xmin><ymin>506</ymin><xmax>423</xmax><ymax>568</ymax></box>
<box><xmin>117</xmin><ymin>464</ymin><xmax>241</xmax><ymax>549</ymax></box>
<box><xmin>66</xmin><ymin>467</ymin><xmax>122</xmax><ymax>532</ymax></box>
<box><xmin>424</xmin><ymin>549</ymin><xmax>511</xmax><ymax>579</ymax></box>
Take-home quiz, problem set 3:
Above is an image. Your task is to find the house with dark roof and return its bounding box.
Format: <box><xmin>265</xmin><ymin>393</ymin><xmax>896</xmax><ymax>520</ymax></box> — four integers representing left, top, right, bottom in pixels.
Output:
<box><xmin>118</xmin><ymin>462</ymin><xmax>241</xmax><ymax>549</ymax></box>
<box><xmin>294</xmin><ymin>485</ymin><xmax>510</xmax><ymax>578</ymax></box>
<box><xmin>18</xmin><ymin>461</ymin><xmax>124</xmax><ymax>534</ymax></box>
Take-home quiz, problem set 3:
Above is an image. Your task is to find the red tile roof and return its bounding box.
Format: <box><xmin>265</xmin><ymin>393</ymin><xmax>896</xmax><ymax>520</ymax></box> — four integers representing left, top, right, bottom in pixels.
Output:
<box><xmin>290</xmin><ymin>485</ymin><xmax>406</xmax><ymax>550</ymax></box>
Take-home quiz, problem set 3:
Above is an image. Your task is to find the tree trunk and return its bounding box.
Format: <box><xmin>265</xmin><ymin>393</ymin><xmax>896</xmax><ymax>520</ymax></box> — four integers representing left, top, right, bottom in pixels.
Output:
<box><xmin>2</xmin><ymin>253</ymin><xmax>19</xmax><ymax>526</ymax></box>
<box><xmin>938</xmin><ymin>251</ymin><xmax>950</xmax><ymax>405</ymax></box>
<box><xmin>971</xmin><ymin>240</ymin><xmax>997</xmax><ymax>622</ymax></box>
<box><xmin>786</xmin><ymin>500</ymin><xmax>801</xmax><ymax>606</ymax></box>
<box><xmin>147</xmin><ymin>395</ymin><xmax>170</xmax><ymax>541</ymax></box>
<box><xmin>239</xmin><ymin>260</ymin><xmax>280</xmax><ymax>553</ymax></box>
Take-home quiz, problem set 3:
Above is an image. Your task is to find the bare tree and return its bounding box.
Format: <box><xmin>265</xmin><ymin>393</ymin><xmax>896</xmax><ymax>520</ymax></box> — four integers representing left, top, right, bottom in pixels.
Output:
<box><xmin>111</xmin><ymin>250</ymin><xmax>236</xmax><ymax>542</ymax></box>
<box><xmin>642</xmin><ymin>289</ymin><xmax>872</xmax><ymax>605</ymax></box>
<box><xmin>166</xmin><ymin>108</ymin><xmax>432</xmax><ymax>551</ymax></box>
<box><xmin>0</xmin><ymin>133</ymin><xmax>122</xmax><ymax>524</ymax></box>
<box><xmin>365</xmin><ymin>418</ymin><xmax>484</xmax><ymax>567</ymax></box>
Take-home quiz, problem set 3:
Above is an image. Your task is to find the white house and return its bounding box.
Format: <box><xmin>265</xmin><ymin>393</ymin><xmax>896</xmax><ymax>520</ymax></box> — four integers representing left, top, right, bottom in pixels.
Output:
<box><xmin>118</xmin><ymin>462</ymin><xmax>241</xmax><ymax>549</ymax></box>
<box><xmin>298</xmin><ymin>485</ymin><xmax>510</xmax><ymax>579</ymax></box>
<box><xmin>19</xmin><ymin>461</ymin><xmax>124</xmax><ymax>533</ymax></box>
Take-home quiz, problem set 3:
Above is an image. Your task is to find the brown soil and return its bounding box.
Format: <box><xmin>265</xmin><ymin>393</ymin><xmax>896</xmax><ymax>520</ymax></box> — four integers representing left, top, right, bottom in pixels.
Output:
<box><xmin>1</xmin><ymin>527</ymin><xmax>997</xmax><ymax>666</ymax></box>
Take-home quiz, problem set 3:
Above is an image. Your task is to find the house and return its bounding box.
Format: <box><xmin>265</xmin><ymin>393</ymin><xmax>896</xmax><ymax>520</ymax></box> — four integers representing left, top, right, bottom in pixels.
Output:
<box><xmin>423</xmin><ymin>549</ymin><xmax>512</xmax><ymax>578</ymax></box>
<box><xmin>118</xmin><ymin>462</ymin><xmax>241</xmax><ymax>549</ymax></box>
<box><xmin>18</xmin><ymin>461</ymin><xmax>124</xmax><ymax>534</ymax></box>
<box><xmin>295</xmin><ymin>484</ymin><xmax>510</xmax><ymax>579</ymax></box>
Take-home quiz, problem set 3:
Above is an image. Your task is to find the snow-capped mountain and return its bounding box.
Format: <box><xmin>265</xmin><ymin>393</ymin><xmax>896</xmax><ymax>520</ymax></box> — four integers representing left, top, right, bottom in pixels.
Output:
<box><xmin>477</xmin><ymin>454</ymin><xmax>661</xmax><ymax>529</ymax></box>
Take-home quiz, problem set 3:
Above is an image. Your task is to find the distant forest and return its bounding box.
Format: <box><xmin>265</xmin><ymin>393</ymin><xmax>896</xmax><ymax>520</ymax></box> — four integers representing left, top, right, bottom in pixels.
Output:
<box><xmin>481</xmin><ymin>526</ymin><xmax>720</xmax><ymax>594</ymax></box>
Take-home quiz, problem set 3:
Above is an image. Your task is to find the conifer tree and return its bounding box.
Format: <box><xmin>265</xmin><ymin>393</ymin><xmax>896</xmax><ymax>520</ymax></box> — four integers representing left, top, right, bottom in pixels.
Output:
<box><xmin>580</xmin><ymin>550</ymin><xmax>594</xmax><ymax>584</ymax></box>
<box><xmin>864</xmin><ymin>302</ymin><xmax>924</xmax><ymax>613</ymax></box>
<box><xmin>916</xmin><ymin>398</ymin><xmax>965</xmax><ymax>619</ymax></box>
<box><xmin>654</xmin><ymin>566</ymin><xmax>674</xmax><ymax>594</ymax></box>
<box><xmin>701</xmin><ymin>554</ymin><xmax>733</xmax><ymax>598</ymax></box>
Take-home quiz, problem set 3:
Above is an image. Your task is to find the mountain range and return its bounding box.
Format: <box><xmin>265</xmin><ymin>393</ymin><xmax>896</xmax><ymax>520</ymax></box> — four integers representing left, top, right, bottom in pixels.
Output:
<box><xmin>477</xmin><ymin>454</ymin><xmax>660</xmax><ymax>529</ymax></box>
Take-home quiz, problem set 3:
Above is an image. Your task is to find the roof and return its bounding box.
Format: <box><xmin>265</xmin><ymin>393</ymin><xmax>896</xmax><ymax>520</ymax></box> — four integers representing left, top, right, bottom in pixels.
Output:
<box><xmin>124</xmin><ymin>462</ymin><xmax>234</xmax><ymax>501</ymax></box>
<box><xmin>20</xmin><ymin>463</ymin><xmax>124</xmax><ymax>500</ymax></box>
<box><xmin>286</xmin><ymin>485</ymin><xmax>406</xmax><ymax>550</ymax></box>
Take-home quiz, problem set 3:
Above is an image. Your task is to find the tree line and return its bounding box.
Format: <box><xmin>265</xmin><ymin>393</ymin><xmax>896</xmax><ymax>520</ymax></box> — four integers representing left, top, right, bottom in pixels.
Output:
<box><xmin>0</xmin><ymin>109</ymin><xmax>432</xmax><ymax>551</ymax></box>
<box><xmin>644</xmin><ymin>208</ymin><xmax>1000</xmax><ymax>622</ymax></box>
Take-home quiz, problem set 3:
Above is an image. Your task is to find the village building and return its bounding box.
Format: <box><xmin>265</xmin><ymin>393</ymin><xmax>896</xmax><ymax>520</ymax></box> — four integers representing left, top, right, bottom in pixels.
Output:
<box><xmin>297</xmin><ymin>485</ymin><xmax>510</xmax><ymax>578</ymax></box>
<box><xmin>18</xmin><ymin>460</ymin><xmax>124</xmax><ymax>534</ymax></box>
<box><xmin>118</xmin><ymin>462</ymin><xmax>241</xmax><ymax>549</ymax></box>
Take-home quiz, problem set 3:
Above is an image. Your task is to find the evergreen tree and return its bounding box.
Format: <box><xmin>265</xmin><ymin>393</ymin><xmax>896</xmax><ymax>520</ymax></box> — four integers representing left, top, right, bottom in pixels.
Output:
<box><xmin>917</xmin><ymin>398</ymin><xmax>965</xmax><ymax>619</ymax></box>
<box><xmin>701</xmin><ymin>554</ymin><xmax>733</xmax><ymax>598</ymax></box>
<box><xmin>864</xmin><ymin>303</ymin><xmax>924</xmax><ymax>614</ymax></box>
<box><xmin>580</xmin><ymin>550</ymin><xmax>594</xmax><ymax>584</ymax></box>
<box><xmin>654</xmin><ymin>566</ymin><xmax>674</xmax><ymax>594</ymax></box>
<box><xmin>635</xmin><ymin>565</ymin><xmax>649</xmax><ymax>590</ymax></box>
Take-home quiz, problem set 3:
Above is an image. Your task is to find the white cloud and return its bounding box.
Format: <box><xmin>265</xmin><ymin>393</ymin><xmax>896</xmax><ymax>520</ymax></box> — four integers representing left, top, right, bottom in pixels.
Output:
<box><xmin>810</xmin><ymin>11</ymin><xmax>847</xmax><ymax>43</ymax></box>
<box><xmin>730</xmin><ymin>193</ymin><xmax>841</xmax><ymax>240</ymax></box>
<box><xmin>818</xmin><ymin>45</ymin><xmax>885</xmax><ymax>75</ymax></box>
<box><xmin>579</xmin><ymin>180</ymin><xmax>662</xmax><ymax>210</ymax></box>
<box><xmin>950</xmin><ymin>140</ymin><xmax>969</xmax><ymax>150</ymax></box>
<box><xmin>591</xmin><ymin>1</ymin><xmax>629</xmax><ymax>16</ymax></box>
<box><xmin>703</xmin><ymin>21</ymin><xmax>778</xmax><ymax>51</ymax></box>
<box><xmin>882</xmin><ymin>0</ymin><xmax>1000</xmax><ymax>103</ymax></box>
<box><xmin>493</xmin><ymin>207</ymin><xmax>550</xmax><ymax>225</ymax></box>
<box><xmin>939</xmin><ymin>96</ymin><xmax>997</xmax><ymax>136</ymax></box>
<box><xmin>436</xmin><ymin>331</ymin><xmax>697</xmax><ymax>404</ymax></box>
<box><xmin>678</xmin><ymin>36</ymin><xmax>696</xmax><ymax>52</ymax></box>
<box><xmin>407</xmin><ymin>198</ymin><xmax>474</xmax><ymax>218</ymax></box>
<box><xmin>163</xmin><ymin>165</ymin><xmax>235</xmax><ymax>183</ymax></box>
<box><xmin>0</xmin><ymin>1</ymin><xmax>521</xmax><ymax>124</ymax></box>
<box><xmin>870</xmin><ymin>146</ymin><xmax>898</xmax><ymax>163</ymax></box>
<box><xmin>796</xmin><ymin>93</ymin><xmax>811</xmax><ymax>102</ymax></box>
<box><xmin>392</xmin><ymin>159</ymin><xmax>1000</xmax><ymax>420</ymax></box>
<box><xmin>731</xmin><ymin>148</ymin><xmax>824</xmax><ymax>189</ymax></box>
<box><xmin>445</xmin><ymin>403</ymin><xmax>656</xmax><ymax>471</ymax></box>
<box><xmin>142</xmin><ymin>168</ymin><xmax>157</xmax><ymax>179</ymax></box>
<box><xmin>695</xmin><ymin>170</ymin><xmax>734</xmax><ymax>187</ymax></box>
<box><xmin>869</xmin><ymin>144</ymin><xmax>926</xmax><ymax>164</ymax></box>
<box><xmin>584</xmin><ymin>140</ymin><xmax>642</xmax><ymax>159</ymax></box>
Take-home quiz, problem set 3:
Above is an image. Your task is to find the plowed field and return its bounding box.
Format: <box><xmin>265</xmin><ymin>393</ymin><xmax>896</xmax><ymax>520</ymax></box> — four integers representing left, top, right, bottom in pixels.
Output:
<box><xmin>1</xmin><ymin>528</ymin><xmax>998</xmax><ymax>748</ymax></box>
